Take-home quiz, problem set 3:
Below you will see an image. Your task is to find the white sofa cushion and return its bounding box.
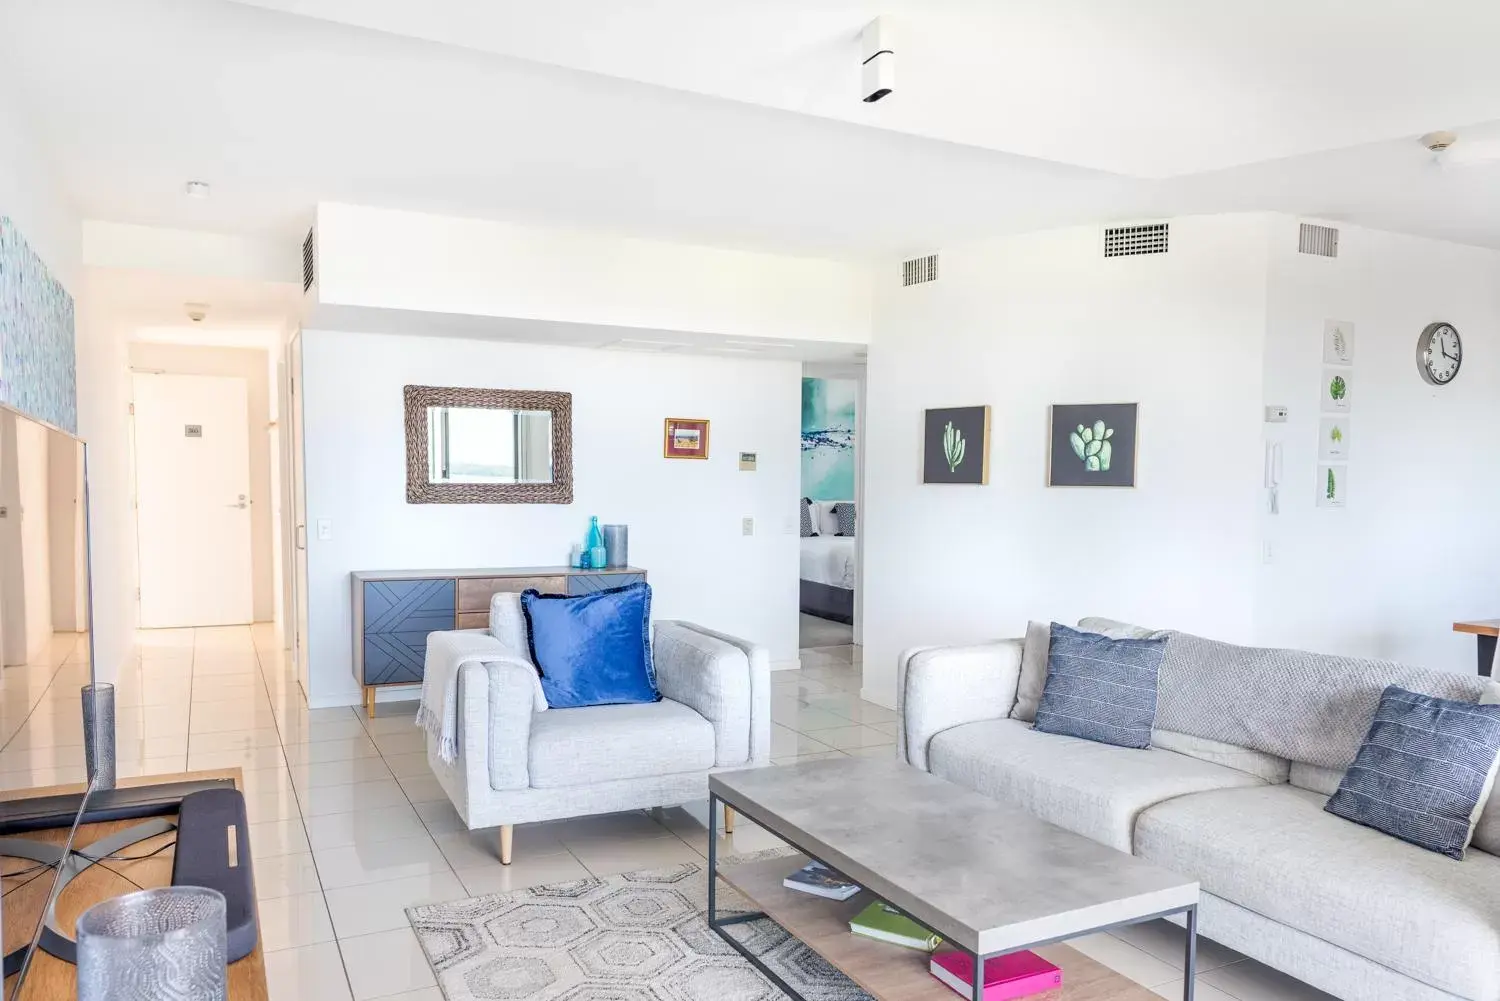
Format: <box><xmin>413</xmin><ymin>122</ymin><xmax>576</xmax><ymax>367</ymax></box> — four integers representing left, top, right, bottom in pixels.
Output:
<box><xmin>528</xmin><ymin>700</ymin><xmax>715</xmax><ymax>789</ymax></box>
<box><xmin>1134</xmin><ymin>784</ymin><xmax>1500</xmax><ymax>1000</ymax></box>
<box><xmin>926</xmin><ymin>718</ymin><xmax>1265</xmax><ymax>852</ymax></box>
<box><xmin>1151</xmin><ymin>729</ymin><xmax>1290</xmax><ymax>784</ymax></box>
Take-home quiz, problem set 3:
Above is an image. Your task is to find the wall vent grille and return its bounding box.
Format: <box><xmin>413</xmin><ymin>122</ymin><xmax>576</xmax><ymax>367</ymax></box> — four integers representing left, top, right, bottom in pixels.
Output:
<box><xmin>902</xmin><ymin>254</ymin><xmax>939</xmax><ymax>286</ymax></box>
<box><xmin>1298</xmin><ymin>223</ymin><xmax>1339</xmax><ymax>258</ymax></box>
<box><xmin>1103</xmin><ymin>223</ymin><xmax>1169</xmax><ymax>257</ymax></box>
<box><xmin>301</xmin><ymin>228</ymin><xmax>316</xmax><ymax>293</ymax></box>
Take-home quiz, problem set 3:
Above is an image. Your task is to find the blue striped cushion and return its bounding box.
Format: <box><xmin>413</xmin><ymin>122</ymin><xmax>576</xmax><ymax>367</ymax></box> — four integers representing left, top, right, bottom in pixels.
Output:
<box><xmin>1033</xmin><ymin>623</ymin><xmax>1165</xmax><ymax>749</ymax></box>
<box><xmin>1325</xmin><ymin>685</ymin><xmax>1500</xmax><ymax>860</ymax></box>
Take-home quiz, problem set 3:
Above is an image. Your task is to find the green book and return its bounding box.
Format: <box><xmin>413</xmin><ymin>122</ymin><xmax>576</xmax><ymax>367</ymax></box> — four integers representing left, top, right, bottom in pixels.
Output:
<box><xmin>849</xmin><ymin>901</ymin><xmax>942</xmax><ymax>951</ymax></box>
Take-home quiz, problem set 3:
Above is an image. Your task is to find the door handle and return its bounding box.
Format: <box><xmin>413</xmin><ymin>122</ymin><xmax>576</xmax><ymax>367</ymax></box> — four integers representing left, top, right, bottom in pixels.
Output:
<box><xmin>296</xmin><ymin>524</ymin><xmax>306</xmax><ymax>550</ymax></box>
<box><xmin>226</xmin><ymin>501</ymin><xmax>248</xmax><ymax>509</ymax></box>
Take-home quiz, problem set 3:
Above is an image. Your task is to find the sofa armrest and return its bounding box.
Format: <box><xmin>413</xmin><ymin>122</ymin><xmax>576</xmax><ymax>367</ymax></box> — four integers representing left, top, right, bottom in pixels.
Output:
<box><xmin>654</xmin><ymin>620</ymin><xmax>771</xmax><ymax>767</ymax></box>
<box><xmin>452</xmin><ymin>658</ymin><xmax>538</xmax><ymax>798</ymax></box>
<box><xmin>898</xmin><ymin>639</ymin><xmax>1023</xmax><ymax>771</ymax></box>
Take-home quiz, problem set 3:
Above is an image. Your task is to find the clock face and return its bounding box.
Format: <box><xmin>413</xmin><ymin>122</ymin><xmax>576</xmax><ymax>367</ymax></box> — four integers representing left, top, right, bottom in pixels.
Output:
<box><xmin>1419</xmin><ymin>322</ymin><xmax>1462</xmax><ymax>385</ymax></box>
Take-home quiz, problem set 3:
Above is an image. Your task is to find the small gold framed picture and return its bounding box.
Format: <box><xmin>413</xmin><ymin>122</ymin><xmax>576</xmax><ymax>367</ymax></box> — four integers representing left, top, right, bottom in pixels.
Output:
<box><xmin>663</xmin><ymin>418</ymin><xmax>710</xmax><ymax>459</ymax></box>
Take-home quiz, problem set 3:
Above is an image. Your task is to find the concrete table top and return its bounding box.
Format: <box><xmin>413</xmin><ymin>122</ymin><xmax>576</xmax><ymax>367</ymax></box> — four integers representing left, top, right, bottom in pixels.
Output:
<box><xmin>711</xmin><ymin>757</ymin><xmax>1198</xmax><ymax>956</ymax></box>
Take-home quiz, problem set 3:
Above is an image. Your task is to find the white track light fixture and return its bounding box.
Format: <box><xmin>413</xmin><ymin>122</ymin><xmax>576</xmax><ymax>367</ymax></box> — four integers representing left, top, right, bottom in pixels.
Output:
<box><xmin>861</xmin><ymin>18</ymin><xmax>894</xmax><ymax>103</ymax></box>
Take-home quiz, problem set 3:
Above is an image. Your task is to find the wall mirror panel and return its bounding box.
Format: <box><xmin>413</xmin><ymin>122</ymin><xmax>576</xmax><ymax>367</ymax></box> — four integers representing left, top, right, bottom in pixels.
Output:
<box><xmin>404</xmin><ymin>386</ymin><xmax>572</xmax><ymax>504</ymax></box>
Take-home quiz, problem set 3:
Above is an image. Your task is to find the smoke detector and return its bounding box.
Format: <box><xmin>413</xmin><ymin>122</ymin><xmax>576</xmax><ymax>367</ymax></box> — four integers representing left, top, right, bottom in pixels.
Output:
<box><xmin>184</xmin><ymin>302</ymin><xmax>209</xmax><ymax>323</ymax></box>
<box><xmin>1421</xmin><ymin>131</ymin><xmax>1458</xmax><ymax>153</ymax></box>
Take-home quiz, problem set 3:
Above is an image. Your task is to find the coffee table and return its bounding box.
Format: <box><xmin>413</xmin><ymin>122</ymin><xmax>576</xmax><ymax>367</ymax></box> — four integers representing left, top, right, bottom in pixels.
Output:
<box><xmin>708</xmin><ymin>758</ymin><xmax>1199</xmax><ymax>1001</ymax></box>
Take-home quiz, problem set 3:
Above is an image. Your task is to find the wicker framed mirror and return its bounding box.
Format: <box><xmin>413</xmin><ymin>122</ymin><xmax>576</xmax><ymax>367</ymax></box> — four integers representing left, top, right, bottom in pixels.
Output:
<box><xmin>404</xmin><ymin>385</ymin><xmax>573</xmax><ymax>504</ymax></box>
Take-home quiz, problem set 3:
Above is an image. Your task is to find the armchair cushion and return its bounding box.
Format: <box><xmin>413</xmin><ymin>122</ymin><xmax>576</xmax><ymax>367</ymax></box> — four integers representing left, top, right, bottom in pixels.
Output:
<box><xmin>528</xmin><ymin>700</ymin><xmax>714</xmax><ymax>788</ymax></box>
<box><xmin>521</xmin><ymin>582</ymin><xmax>659</xmax><ymax>709</ymax></box>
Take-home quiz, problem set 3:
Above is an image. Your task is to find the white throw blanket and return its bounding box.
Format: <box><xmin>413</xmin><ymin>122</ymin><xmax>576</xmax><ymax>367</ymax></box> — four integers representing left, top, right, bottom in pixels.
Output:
<box><xmin>416</xmin><ymin>630</ymin><xmax>530</xmax><ymax>764</ymax></box>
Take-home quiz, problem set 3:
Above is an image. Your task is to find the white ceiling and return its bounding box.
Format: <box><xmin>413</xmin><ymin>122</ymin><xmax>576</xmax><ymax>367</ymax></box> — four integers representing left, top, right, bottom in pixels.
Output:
<box><xmin>3</xmin><ymin>0</ymin><xmax>1500</xmax><ymax>259</ymax></box>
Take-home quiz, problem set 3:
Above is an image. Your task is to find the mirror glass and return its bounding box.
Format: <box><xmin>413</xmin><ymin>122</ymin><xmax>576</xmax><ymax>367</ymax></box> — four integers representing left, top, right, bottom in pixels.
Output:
<box><xmin>426</xmin><ymin>407</ymin><xmax>554</xmax><ymax>485</ymax></box>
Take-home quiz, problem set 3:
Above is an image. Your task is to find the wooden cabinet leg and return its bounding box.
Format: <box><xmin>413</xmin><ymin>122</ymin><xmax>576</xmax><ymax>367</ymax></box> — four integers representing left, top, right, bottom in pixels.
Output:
<box><xmin>363</xmin><ymin>687</ymin><xmax>376</xmax><ymax>718</ymax></box>
<box><xmin>498</xmin><ymin>825</ymin><xmax>514</xmax><ymax>865</ymax></box>
<box><xmin>723</xmin><ymin>805</ymin><xmax>736</xmax><ymax>835</ymax></box>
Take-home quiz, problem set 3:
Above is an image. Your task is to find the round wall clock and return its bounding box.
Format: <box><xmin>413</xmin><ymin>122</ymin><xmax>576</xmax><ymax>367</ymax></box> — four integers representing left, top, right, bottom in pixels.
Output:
<box><xmin>1416</xmin><ymin>322</ymin><xmax>1462</xmax><ymax>386</ymax></box>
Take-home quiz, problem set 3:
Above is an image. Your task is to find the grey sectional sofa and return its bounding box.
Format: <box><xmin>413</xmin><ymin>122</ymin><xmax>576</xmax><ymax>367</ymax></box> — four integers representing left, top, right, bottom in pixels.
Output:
<box><xmin>896</xmin><ymin>618</ymin><xmax>1500</xmax><ymax>1001</ymax></box>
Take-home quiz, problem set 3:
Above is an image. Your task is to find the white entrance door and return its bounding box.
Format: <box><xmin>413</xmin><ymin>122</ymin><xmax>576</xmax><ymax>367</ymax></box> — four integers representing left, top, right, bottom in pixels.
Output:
<box><xmin>133</xmin><ymin>373</ymin><xmax>254</xmax><ymax>628</ymax></box>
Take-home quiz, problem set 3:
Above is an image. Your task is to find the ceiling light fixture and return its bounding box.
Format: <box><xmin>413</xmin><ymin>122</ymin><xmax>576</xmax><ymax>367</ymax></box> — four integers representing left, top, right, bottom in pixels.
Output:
<box><xmin>184</xmin><ymin>180</ymin><xmax>211</xmax><ymax>199</ymax></box>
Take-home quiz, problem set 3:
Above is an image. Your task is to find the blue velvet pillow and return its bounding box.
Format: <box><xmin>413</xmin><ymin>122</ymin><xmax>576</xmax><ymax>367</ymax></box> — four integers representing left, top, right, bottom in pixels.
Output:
<box><xmin>1033</xmin><ymin>622</ymin><xmax>1165</xmax><ymax>749</ymax></box>
<box><xmin>1326</xmin><ymin>685</ymin><xmax>1500</xmax><ymax>860</ymax></box>
<box><xmin>520</xmin><ymin>581</ymin><xmax>659</xmax><ymax>709</ymax></box>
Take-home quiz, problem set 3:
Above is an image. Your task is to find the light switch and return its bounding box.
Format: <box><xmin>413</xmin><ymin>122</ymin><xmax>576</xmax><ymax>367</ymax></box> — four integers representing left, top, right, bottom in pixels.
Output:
<box><xmin>316</xmin><ymin>518</ymin><xmax>333</xmax><ymax>541</ymax></box>
<box><xmin>741</xmin><ymin>517</ymin><xmax>754</xmax><ymax>536</ymax></box>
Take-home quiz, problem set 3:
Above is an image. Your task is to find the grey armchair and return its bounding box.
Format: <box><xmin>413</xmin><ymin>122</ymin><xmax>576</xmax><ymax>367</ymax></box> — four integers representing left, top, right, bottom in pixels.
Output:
<box><xmin>424</xmin><ymin>619</ymin><xmax>772</xmax><ymax>863</ymax></box>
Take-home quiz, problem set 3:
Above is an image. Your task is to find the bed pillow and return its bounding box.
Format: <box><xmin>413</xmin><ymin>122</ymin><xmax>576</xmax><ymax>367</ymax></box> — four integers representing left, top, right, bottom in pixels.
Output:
<box><xmin>520</xmin><ymin>582</ymin><xmax>659</xmax><ymax>709</ymax></box>
<box><xmin>815</xmin><ymin>501</ymin><xmax>841</xmax><ymax>537</ymax></box>
<box><xmin>800</xmin><ymin>498</ymin><xmax>818</xmax><ymax>537</ymax></box>
<box><xmin>832</xmin><ymin>502</ymin><xmax>857</xmax><ymax>537</ymax></box>
<box><xmin>1325</xmin><ymin>685</ymin><xmax>1500</xmax><ymax>860</ymax></box>
<box><xmin>1033</xmin><ymin>623</ymin><xmax>1165</xmax><ymax>749</ymax></box>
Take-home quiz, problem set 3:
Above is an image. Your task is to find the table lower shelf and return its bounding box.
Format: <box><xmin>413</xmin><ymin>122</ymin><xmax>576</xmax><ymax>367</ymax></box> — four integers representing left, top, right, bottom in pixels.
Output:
<box><xmin>716</xmin><ymin>854</ymin><xmax>1159</xmax><ymax>1001</ymax></box>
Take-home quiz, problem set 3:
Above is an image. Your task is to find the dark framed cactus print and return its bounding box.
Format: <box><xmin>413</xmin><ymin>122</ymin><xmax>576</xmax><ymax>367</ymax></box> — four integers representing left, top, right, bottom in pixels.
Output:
<box><xmin>1048</xmin><ymin>403</ymin><xmax>1138</xmax><ymax>487</ymax></box>
<box><xmin>922</xmin><ymin>406</ymin><xmax>990</xmax><ymax>484</ymax></box>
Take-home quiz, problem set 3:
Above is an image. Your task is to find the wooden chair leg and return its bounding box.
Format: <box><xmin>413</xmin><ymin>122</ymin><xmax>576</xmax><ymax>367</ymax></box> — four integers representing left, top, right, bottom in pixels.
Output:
<box><xmin>498</xmin><ymin>825</ymin><xmax>514</xmax><ymax>865</ymax></box>
<box><xmin>723</xmin><ymin>805</ymin><xmax>736</xmax><ymax>835</ymax></box>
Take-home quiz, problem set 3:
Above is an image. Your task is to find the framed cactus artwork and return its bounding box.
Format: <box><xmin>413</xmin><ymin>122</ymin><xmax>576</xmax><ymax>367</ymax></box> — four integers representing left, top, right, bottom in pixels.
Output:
<box><xmin>922</xmin><ymin>406</ymin><xmax>991</xmax><ymax>484</ymax></box>
<box><xmin>1048</xmin><ymin>403</ymin><xmax>1138</xmax><ymax>487</ymax></box>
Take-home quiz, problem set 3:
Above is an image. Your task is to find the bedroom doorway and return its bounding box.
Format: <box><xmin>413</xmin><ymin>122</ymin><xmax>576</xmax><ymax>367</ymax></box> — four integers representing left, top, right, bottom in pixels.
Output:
<box><xmin>798</xmin><ymin>363</ymin><xmax>863</xmax><ymax>668</ymax></box>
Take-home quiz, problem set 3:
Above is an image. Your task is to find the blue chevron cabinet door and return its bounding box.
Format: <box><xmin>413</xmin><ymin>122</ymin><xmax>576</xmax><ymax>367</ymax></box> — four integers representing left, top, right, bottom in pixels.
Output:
<box><xmin>566</xmin><ymin>573</ymin><xmax>646</xmax><ymax>596</ymax></box>
<box><xmin>362</xmin><ymin>579</ymin><xmax>456</xmax><ymax>685</ymax></box>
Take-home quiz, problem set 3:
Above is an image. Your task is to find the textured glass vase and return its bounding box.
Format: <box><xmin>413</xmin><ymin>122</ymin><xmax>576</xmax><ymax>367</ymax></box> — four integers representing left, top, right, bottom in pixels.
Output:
<box><xmin>77</xmin><ymin>887</ymin><xmax>229</xmax><ymax>1001</ymax></box>
<box><xmin>81</xmin><ymin>682</ymin><xmax>116</xmax><ymax>790</ymax></box>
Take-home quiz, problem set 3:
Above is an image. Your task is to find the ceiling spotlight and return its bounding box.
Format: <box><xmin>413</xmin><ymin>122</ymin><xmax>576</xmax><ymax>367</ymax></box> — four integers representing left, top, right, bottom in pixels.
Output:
<box><xmin>184</xmin><ymin>180</ymin><xmax>211</xmax><ymax>199</ymax></box>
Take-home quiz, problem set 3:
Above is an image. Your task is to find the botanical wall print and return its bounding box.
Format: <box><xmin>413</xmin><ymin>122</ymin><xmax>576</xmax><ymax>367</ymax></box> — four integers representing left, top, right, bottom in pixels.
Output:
<box><xmin>1049</xmin><ymin>403</ymin><xmax>1138</xmax><ymax>487</ymax></box>
<box><xmin>1321</xmin><ymin>368</ymin><xmax>1352</xmax><ymax>413</ymax></box>
<box><xmin>662</xmin><ymin>417</ymin><xmax>710</xmax><ymax>459</ymax></box>
<box><xmin>922</xmin><ymin>406</ymin><xmax>990</xmax><ymax>484</ymax></box>
<box><xmin>800</xmin><ymin>377</ymin><xmax>856</xmax><ymax>500</ymax></box>
<box><xmin>0</xmin><ymin>216</ymin><xmax>76</xmax><ymax>432</ymax></box>
<box><xmin>1317</xmin><ymin>464</ymin><xmax>1348</xmax><ymax>508</ymax></box>
<box><xmin>1318</xmin><ymin>418</ymin><xmax>1350</xmax><ymax>461</ymax></box>
<box><xmin>1323</xmin><ymin>319</ymin><xmax>1355</xmax><ymax>366</ymax></box>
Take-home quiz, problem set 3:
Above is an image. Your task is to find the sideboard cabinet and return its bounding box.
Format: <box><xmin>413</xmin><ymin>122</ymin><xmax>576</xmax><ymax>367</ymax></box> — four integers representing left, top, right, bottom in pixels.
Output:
<box><xmin>350</xmin><ymin>566</ymin><xmax>646</xmax><ymax>715</ymax></box>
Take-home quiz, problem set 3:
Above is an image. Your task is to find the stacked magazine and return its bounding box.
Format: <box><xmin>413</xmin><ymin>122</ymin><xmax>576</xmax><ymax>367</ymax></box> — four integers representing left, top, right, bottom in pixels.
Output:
<box><xmin>782</xmin><ymin>861</ymin><xmax>860</xmax><ymax>900</ymax></box>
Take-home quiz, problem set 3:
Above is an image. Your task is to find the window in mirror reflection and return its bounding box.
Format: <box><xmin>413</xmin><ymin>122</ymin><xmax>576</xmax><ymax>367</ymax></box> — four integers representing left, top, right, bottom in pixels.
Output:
<box><xmin>426</xmin><ymin>407</ymin><xmax>554</xmax><ymax>485</ymax></box>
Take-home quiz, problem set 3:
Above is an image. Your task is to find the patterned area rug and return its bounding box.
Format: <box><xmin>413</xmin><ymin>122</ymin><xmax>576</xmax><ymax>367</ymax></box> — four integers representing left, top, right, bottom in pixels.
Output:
<box><xmin>407</xmin><ymin>847</ymin><xmax>873</xmax><ymax>1000</ymax></box>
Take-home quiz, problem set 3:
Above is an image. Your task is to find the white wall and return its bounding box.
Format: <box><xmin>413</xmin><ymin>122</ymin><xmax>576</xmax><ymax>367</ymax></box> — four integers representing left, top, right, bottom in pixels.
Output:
<box><xmin>1256</xmin><ymin>219</ymin><xmax>1500</xmax><ymax>672</ymax></box>
<box><xmin>861</xmin><ymin>215</ymin><xmax>1272</xmax><ymax>708</ymax></box>
<box><xmin>129</xmin><ymin>342</ymin><xmax>276</xmax><ymax>621</ymax></box>
<box><xmin>0</xmin><ymin>90</ymin><xmax>79</xmax><ymax>289</ymax></box>
<box><xmin>299</xmin><ymin>329</ymin><xmax>801</xmax><ymax>707</ymax></box>
<box><xmin>312</xmin><ymin>203</ymin><xmax>872</xmax><ymax>346</ymax></box>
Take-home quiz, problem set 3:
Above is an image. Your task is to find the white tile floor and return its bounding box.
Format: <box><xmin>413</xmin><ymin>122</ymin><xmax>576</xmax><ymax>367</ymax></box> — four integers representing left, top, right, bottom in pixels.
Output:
<box><xmin>0</xmin><ymin>627</ymin><xmax>1337</xmax><ymax>1001</ymax></box>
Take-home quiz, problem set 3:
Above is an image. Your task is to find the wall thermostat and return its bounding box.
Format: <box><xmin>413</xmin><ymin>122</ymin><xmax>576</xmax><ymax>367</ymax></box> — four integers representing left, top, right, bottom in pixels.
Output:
<box><xmin>1264</xmin><ymin>405</ymin><xmax>1288</xmax><ymax>423</ymax></box>
<box><xmin>738</xmin><ymin>452</ymin><xmax>757</xmax><ymax>471</ymax></box>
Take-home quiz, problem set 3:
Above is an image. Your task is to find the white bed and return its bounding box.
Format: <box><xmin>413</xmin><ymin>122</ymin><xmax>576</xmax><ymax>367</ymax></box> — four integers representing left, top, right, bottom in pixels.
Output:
<box><xmin>799</xmin><ymin>536</ymin><xmax>857</xmax><ymax>589</ymax></box>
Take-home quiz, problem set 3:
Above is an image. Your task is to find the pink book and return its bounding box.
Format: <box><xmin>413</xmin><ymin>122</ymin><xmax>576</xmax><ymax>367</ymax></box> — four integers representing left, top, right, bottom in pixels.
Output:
<box><xmin>929</xmin><ymin>949</ymin><xmax>1063</xmax><ymax>1000</ymax></box>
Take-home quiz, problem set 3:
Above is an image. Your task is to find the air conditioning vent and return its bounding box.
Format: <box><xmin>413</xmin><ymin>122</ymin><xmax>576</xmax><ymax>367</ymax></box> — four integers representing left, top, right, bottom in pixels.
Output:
<box><xmin>1298</xmin><ymin>223</ymin><xmax>1339</xmax><ymax>258</ymax></box>
<box><xmin>301</xmin><ymin>228</ymin><xmax>316</xmax><ymax>293</ymax></box>
<box><xmin>1103</xmin><ymin>223</ymin><xmax>1169</xmax><ymax>257</ymax></box>
<box><xmin>902</xmin><ymin>254</ymin><xmax>939</xmax><ymax>286</ymax></box>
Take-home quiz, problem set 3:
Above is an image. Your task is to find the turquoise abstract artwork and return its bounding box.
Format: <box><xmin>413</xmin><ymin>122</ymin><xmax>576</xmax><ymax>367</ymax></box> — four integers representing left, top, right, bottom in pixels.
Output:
<box><xmin>0</xmin><ymin>217</ymin><xmax>76</xmax><ymax>431</ymax></box>
<box><xmin>801</xmin><ymin>377</ymin><xmax>856</xmax><ymax>501</ymax></box>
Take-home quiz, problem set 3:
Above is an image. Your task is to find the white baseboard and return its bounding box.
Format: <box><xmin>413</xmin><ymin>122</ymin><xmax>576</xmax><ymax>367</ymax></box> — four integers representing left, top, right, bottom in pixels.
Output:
<box><xmin>308</xmin><ymin>683</ymin><xmax>421</xmax><ymax>710</ymax></box>
<box><xmin>771</xmin><ymin>657</ymin><xmax>802</xmax><ymax>673</ymax></box>
<box><xmin>859</xmin><ymin>686</ymin><xmax>896</xmax><ymax>711</ymax></box>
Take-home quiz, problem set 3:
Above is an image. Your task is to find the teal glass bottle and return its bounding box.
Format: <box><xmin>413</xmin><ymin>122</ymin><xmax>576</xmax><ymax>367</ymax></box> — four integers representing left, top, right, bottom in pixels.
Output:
<box><xmin>584</xmin><ymin>516</ymin><xmax>605</xmax><ymax>569</ymax></box>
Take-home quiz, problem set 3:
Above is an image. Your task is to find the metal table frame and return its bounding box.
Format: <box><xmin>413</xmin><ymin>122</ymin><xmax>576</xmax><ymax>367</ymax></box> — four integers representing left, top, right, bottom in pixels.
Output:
<box><xmin>707</xmin><ymin>790</ymin><xmax>1197</xmax><ymax>1001</ymax></box>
